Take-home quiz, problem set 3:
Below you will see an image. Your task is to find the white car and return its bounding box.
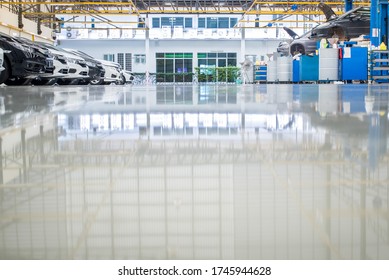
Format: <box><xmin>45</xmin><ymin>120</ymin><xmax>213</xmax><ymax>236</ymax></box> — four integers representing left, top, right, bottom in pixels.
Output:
<box><xmin>121</xmin><ymin>70</ymin><xmax>134</xmax><ymax>84</ymax></box>
<box><xmin>97</xmin><ymin>59</ymin><xmax>123</xmax><ymax>84</ymax></box>
<box><xmin>35</xmin><ymin>42</ymin><xmax>89</xmax><ymax>85</ymax></box>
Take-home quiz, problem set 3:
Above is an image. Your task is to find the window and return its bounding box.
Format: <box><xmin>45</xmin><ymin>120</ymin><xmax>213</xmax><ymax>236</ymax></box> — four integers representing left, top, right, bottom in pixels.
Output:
<box><xmin>218</xmin><ymin>17</ymin><xmax>229</xmax><ymax>28</ymax></box>
<box><xmin>156</xmin><ymin>53</ymin><xmax>193</xmax><ymax>83</ymax></box>
<box><xmin>103</xmin><ymin>54</ymin><xmax>114</xmax><ymax>62</ymax></box>
<box><xmin>152</xmin><ymin>18</ymin><xmax>160</xmax><ymax>28</ymax></box>
<box><xmin>125</xmin><ymin>53</ymin><xmax>132</xmax><ymax>71</ymax></box>
<box><xmin>134</xmin><ymin>54</ymin><xmax>146</xmax><ymax>64</ymax></box>
<box><xmin>198</xmin><ymin>17</ymin><xmax>239</xmax><ymax>28</ymax></box>
<box><xmin>185</xmin><ymin>18</ymin><xmax>192</xmax><ymax>28</ymax></box>
<box><xmin>198</xmin><ymin>18</ymin><xmax>206</xmax><ymax>28</ymax></box>
<box><xmin>197</xmin><ymin>52</ymin><xmax>237</xmax><ymax>68</ymax></box>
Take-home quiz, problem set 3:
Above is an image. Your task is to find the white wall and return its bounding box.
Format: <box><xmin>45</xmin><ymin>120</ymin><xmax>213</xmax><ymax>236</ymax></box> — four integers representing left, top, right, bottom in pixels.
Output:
<box><xmin>58</xmin><ymin>38</ymin><xmax>283</xmax><ymax>73</ymax></box>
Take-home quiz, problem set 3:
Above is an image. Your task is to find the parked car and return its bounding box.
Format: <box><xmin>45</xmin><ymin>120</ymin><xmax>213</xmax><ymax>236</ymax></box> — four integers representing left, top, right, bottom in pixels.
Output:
<box><xmin>121</xmin><ymin>70</ymin><xmax>134</xmax><ymax>84</ymax></box>
<box><xmin>16</xmin><ymin>37</ymin><xmax>69</xmax><ymax>85</ymax></box>
<box><xmin>34</xmin><ymin>42</ymin><xmax>89</xmax><ymax>85</ymax></box>
<box><xmin>280</xmin><ymin>4</ymin><xmax>370</xmax><ymax>55</ymax></box>
<box><xmin>63</xmin><ymin>48</ymin><xmax>105</xmax><ymax>85</ymax></box>
<box><xmin>97</xmin><ymin>59</ymin><xmax>124</xmax><ymax>85</ymax></box>
<box><xmin>0</xmin><ymin>32</ymin><xmax>47</xmax><ymax>85</ymax></box>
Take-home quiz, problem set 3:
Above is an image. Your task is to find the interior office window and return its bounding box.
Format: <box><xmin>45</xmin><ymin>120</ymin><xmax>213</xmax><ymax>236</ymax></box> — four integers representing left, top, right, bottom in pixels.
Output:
<box><xmin>207</xmin><ymin>17</ymin><xmax>218</xmax><ymax>29</ymax></box>
<box><xmin>134</xmin><ymin>54</ymin><xmax>146</xmax><ymax>64</ymax></box>
<box><xmin>138</xmin><ymin>17</ymin><xmax>145</xmax><ymax>28</ymax></box>
<box><xmin>185</xmin><ymin>18</ymin><xmax>192</xmax><ymax>28</ymax></box>
<box><xmin>161</xmin><ymin>17</ymin><xmax>171</xmax><ymax>26</ymax></box>
<box><xmin>125</xmin><ymin>53</ymin><xmax>132</xmax><ymax>71</ymax></box>
<box><xmin>156</xmin><ymin>53</ymin><xmax>193</xmax><ymax>82</ymax></box>
<box><xmin>175</xmin><ymin>17</ymin><xmax>184</xmax><ymax>26</ymax></box>
<box><xmin>197</xmin><ymin>52</ymin><xmax>237</xmax><ymax>68</ymax></box>
<box><xmin>198</xmin><ymin>18</ymin><xmax>206</xmax><ymax>28</ymax></box>
<box><xmin>103</xmin><ymin>54</ymin><xmax>114</xmax><ymax>62</ymax></box>
<box><xmin>117</xmin><ymin>53</ymin><xmax>124</xmax><ymax>69</ymax></box>
<box><xmin>152</xmin><ymin>18</ymin><xmax>160</xmax><ymax>28</ymax></box>
<box><xmin>218</xmin><ymin>17</ymin><xmax>229</xmax><ymax>28</ymax></box>
<box><xmin>230</xmin><ymin>18</ymin><xmax>238</xmax><ymax>28</ymax></box>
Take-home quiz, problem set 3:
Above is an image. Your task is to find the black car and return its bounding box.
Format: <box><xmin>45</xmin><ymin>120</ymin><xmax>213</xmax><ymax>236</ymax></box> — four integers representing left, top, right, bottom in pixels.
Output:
<box><xmin>0</xmin><ymin>32</ymin><xmax>49</xmax><ymax>85</ymax></box>
<box><xmin>280</xmin><ymin>4</ymin><xmax>370</xmax><ymax>55</ymax></box>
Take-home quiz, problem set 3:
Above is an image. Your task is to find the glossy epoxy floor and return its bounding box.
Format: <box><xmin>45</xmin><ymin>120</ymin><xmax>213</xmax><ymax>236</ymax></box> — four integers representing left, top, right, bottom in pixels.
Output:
<box><xmin>0</xmin><ymin>83</ymin><xmax>388</xmax><ymax>260</ymax></box>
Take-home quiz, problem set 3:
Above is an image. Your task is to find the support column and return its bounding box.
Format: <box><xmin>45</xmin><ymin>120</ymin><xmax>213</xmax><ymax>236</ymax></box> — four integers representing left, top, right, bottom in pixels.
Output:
<box><xmin>240</xmin><ymin>23</ymin><xmax>246</xmax><ymax>64</ymax></box>
<box><xmin>145</xmin><ymin>16</ymin><xmax>151</xmax><ymax>83</ymax></box>
<box><xmin>18</xmin><ymin>4</ymin><xmax>24</xmax><ymax>29</ymax></box>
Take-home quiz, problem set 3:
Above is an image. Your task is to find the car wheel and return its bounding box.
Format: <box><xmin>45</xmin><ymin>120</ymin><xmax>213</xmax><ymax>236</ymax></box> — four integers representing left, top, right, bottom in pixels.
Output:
<box><xmin>90</xmin><ymin>78</ymin><xmax>103</xmax><ymax>85</ymax></box>
<box><xmin>0</xmin><ymin>59</ymin><xmax>11</xmax><ymax>84</ymax></box>
<box><xmin>290</xmin><ymin>44</ymin><xmax>305</xmax><ymax>55</ymax></box>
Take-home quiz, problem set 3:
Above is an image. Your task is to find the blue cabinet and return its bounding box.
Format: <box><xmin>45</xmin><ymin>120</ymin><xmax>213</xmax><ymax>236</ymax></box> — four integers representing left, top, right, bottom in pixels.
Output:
<box><xmin>299</xmin><ymin>55</ymin><xmax>319</xmax><ymax>81</ymax></box>
<box><xmin>254</xmin><ymin>65</ymin><xmax>267</xmax><ymax>82</ymax></box>
<box><xmin>340</xmin><ymin>47</ymin><xmax>368</xmax><ymax>81</ymax></box>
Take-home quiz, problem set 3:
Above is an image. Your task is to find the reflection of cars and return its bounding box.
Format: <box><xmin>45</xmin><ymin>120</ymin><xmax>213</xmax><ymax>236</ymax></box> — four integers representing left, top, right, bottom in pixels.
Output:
<box><xmin>280</xmin><ymin>4</ymin><xmax>370</xmax><ymax>55</ymax></box>
<box><xmin>97</xmin><ymin>60</ymin><xmax>123</xmax><ymax>84</ymax></box>
<box><xmin>0</xmin><ymin>32</ymin><xmax>47</xmax><ymax>85</ymax></box>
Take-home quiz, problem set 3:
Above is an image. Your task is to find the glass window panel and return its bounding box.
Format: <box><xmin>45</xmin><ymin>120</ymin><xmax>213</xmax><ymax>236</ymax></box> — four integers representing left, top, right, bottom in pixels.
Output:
<box><xmin>161</xmin><ymin>17</ymin><xmax>171</xmax><ymax>26</ymax></box>
<box><xmin>207</xmin><ymin>17</ymin><xmax>218</xmax><ymax>29</ymax></box>
<box><xmin>230</xmin><ymin>18</ymin><xmax>238</xmax><ymax>28</ymax></box>
<box><xmin>208</xmin><ymin>59</ymin><xmax>217</xmax><ymax>66</ymax></box>
<box><xmin>208</xmin><ymin>53</ymin><xmax>217</xmax><ymax>58</ymax></box>
<box><xmin>156</xmin><ymin>59</ymin><xmax>165</xmax><ymax>73</ymax></box>
<box><xmin>184</xmin><ymin>59</ymin><xmax>192</xmax><ymax>72</ymax></box>
<box><xmin>228</xmin><ymin>53</ymin><xmax>237</xmax><ymax>58</ymax></box>
<box><xmin>197</xmin><ymin>53</ymin><xmax>206</xmax><ymax>58</ymax></box>
<box><xmin>218</xmin><ymin>53</ymin><xmax>227</xmax><ymax>58</ymax></box>
<box><xmin>175</xmin><ymin>53</ymin><xmax>184</xmax><ymax>58</ymax></box>
<box><xmin>175</xmin><ymin>59</ymin><xmax>184</xmax><ymax>73</ymax></box>
<box><xmin>156</xmin><ymin>53</ymin><xmax>164</xmax><ymax>58</ymax></box>
<box><xmin>152</xmin><ymin>18</ymin><xmax>160</xmax><ymax>28</ymax></box>
<box><xmin>184</xmin><ymin>53</ymin><xmax>193</xmax><ymax>58</ymax></box>
<box><xmin>165</xmin><ymin>59</ymin><xmax>174</xmax><ymax>72</ymax></box>
<box><xmin>227</xmin><ymin>59</ymin><xmax>237</xmax><ymax>66</ymax></box>
<box><xmin>185</xmin><ymin>18</ymin><xmax>192</xmax><ymax>28</ymax></box>
<box><xmin>175</xmin><ymin>17</ymin><xmax>184</xmax><ymax>26</ymax></box>
<box><xmin>218</xmin><ymin>17</ymin><xmax>229</xmax><ymax>28</ymax></box>
<box><xmin>165</xmin><ymin>53</ymin><xmax>174</xmax><ymax>58</ymax></box>
<box><xmin>198</xmin><ymin>18</ymin><xmax>206</xmax><ymax>28</ymax></box>
<box><xmin>218</xmin><ymin>59</ymin><xmax>226</xmax><ymax>67</ymax></box>
<box><xmin>198</xmin><ymin>59</ymin><xmax>206</xmax><ymax>67</ymax></box>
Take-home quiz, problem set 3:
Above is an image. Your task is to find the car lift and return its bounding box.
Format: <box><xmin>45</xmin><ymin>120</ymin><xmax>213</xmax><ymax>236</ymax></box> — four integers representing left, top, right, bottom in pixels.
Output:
<box><xmin>370</xmin><ymin>0</ymin><xmax>389</xmax><ymax>47</ymax></box>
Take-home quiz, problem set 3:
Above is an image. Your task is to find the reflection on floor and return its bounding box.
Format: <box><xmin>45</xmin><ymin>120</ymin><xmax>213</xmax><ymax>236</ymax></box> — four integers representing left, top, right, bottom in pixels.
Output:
<box><xmin>0</xmin><ymin>84</ymin><xmax>388</xmax><ymax>259</ymax></box>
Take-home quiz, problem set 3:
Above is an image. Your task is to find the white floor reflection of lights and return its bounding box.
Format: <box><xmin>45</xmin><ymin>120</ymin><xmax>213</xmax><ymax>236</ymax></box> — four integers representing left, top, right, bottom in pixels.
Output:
<box><xmin>0</xmin><ymin>84</ymin><xmax>388</xmax><ymax>260</ymax></box>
